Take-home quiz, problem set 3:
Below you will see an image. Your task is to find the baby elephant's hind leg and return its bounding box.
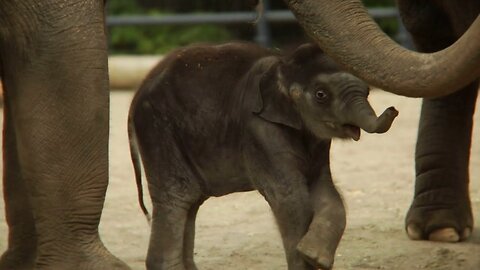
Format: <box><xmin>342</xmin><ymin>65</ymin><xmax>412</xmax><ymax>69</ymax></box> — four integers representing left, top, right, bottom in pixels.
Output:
<box><xmin>147</xmin><ymin>200</ymin><xmax>187</xmax><ymax>270</ymax></box>
<box><xmin>141</xmin><ymin>144</ymin><xmax>203</xmax><ymax>270</ymax></box>
<box><xmin>146</xmin><ymin>175</ymin><xmax>203</xmax><ymax>270</ymax></box>
<box><xmin>183</xmin><ymin>202</ymin><xmax>203</xmax><ymax>270</ymax></box>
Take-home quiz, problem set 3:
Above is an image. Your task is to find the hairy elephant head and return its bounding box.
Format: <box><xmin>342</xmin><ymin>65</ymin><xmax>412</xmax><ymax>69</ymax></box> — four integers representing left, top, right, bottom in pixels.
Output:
<box><xmin>283</xmin><ymin>0</ymin><xmax>480</xmax><ymax>98</ymax></box>
<box><xmin>246</xmin><ymin>43</ymin><xmax>398</xmax><ymax>141</ymax></box>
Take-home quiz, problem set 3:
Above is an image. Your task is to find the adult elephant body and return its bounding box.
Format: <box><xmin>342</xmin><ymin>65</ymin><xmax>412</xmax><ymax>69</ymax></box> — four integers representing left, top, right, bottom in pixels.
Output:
<box><xmin>0</xmin><ymin>1</ymin><xmax>129</xmax><ymax>269</ymax></box>
<box><xmin>284</xmin><ymin>0</ymin><xmax>479</xmax><ymax>243</ymax></box>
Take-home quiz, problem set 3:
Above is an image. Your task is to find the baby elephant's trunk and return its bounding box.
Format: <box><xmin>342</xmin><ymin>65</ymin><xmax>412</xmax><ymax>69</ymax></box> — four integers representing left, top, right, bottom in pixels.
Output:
<box><xmin>346</xmin><ymin>96</ymin><xmax>399</xmax><ymax>134</ymax></box>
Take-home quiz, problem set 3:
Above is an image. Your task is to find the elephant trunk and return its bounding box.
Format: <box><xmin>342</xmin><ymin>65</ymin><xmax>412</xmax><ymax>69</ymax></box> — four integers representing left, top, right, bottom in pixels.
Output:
<box><xmin>283</xmin><ymin>0</ymin><xmax>480</xmax><ymax>98</ymax></box>
<box><xmin>345</xmin><ymin>96</ymin><xmax>399</xmax><ymax>134</ymax></box>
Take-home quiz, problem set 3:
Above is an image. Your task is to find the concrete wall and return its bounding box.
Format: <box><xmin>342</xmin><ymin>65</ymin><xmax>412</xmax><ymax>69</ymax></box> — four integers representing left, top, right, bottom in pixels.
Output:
<box><xmin>108</xmin><ymin>55</ymin><xmax>162</xmax><ymax>90</ymax></box>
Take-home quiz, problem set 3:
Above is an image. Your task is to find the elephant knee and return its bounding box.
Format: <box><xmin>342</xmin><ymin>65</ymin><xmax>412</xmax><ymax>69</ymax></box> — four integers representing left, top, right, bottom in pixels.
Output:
<box><xmin>265</xmin><ymin>187</ymin><xmax>311</xmax><ymax>215</ymax></box>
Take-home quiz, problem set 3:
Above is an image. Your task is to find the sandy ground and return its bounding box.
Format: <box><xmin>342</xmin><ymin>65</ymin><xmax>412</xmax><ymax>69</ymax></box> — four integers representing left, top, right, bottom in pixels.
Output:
<box><xmin>0</xmin><ymin>90</ymin><xmax>479</xmax><ymax>270</ymax></box>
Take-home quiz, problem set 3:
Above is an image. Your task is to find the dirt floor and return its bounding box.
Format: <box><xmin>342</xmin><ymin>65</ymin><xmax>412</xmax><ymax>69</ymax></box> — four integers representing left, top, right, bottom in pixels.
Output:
<box><xmin>0</xmin><ymin>90</ymin><xmax>479</xmax><ymax>270</ymax></box>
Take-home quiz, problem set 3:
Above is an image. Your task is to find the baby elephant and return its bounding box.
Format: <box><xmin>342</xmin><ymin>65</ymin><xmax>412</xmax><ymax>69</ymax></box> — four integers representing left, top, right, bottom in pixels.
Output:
<box><xmin>128</xmin><ymin>42</ymin><xmax>398</xmax><ymax>270</ymax></box>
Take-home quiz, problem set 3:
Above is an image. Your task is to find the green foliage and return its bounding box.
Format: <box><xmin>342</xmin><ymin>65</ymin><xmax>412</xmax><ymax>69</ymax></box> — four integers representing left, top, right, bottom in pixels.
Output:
<box><xmin>108</xmin><ymin>0</ymin><xmax>144</xmax><ymax>14</ymax></box>
<box><xmin>109</xmin><ymin>24</ymin><xmax>231</xmax><ymax>54</ymax></box>
<box><xmin>363</xmin><ymin>0</ymin><xmax>399</xmax><ymax>37</ymax></box>
<box><xmin>107</xmin><ymin>1</ymin><xmax>232</xmax><ymax>54</ymax></box>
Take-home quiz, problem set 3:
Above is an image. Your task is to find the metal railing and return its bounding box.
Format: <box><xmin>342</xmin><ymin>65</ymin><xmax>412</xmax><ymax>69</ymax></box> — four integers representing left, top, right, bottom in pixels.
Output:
<box><xmin>106</xmin><ymin>3</ymin><xmax>411</xmax><ymax>48</ymax></box>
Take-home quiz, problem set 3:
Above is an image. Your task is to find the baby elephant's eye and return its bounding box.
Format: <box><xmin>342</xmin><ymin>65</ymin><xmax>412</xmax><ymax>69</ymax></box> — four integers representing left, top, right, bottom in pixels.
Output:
<box><xmin>315</xmin><ymin>90</ymin><xmax>328</xmax><ymax>100</ymax></box>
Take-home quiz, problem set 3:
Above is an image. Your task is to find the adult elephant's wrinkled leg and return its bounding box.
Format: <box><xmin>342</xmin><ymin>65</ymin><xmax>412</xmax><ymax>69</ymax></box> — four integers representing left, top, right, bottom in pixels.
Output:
<box><xmin>406</xmin><ymin>82</ymin><xmax>477</xmax><ymax>242</ymax></box>
<box><xmin>397</xmin><ymin>1</ymin><xmax>478</xmax><ymax>242</ymax></box>
<box><xmin>0</xmin><ymin>1</ymin><xmax>129</xmax><ymax>269</ymax></box>
<box><xmin>0</xmin><ymin>88</ymin><xmax>36</xmax><ymax>270</ymax></box>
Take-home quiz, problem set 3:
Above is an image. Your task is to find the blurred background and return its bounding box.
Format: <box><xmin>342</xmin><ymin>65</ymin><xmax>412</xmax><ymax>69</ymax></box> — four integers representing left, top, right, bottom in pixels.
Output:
<box><xmin>106</xmin><ymin>0</ymin><xmax>405</xmax><ymax>55</ymax></box>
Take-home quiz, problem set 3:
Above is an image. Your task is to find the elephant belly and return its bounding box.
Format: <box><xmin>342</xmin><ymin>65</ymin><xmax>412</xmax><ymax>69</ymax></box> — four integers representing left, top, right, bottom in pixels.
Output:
<box><xmin>189</xmin><ymin>147</ymin><xmax>254</xmax><ymax>197</ymax></box>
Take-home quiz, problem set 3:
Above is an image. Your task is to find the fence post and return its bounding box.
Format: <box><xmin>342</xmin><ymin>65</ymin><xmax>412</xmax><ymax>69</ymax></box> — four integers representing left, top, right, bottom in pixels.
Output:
<box><xmin>254</xmin><ymin>0</ymin><xmax>271</xmax><ymax>47</ymax></box>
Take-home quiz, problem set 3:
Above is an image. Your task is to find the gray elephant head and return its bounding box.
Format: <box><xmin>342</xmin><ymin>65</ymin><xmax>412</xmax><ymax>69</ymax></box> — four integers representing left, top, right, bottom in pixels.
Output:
<box><xmin>246</xmin><ymin>43</ymin><xmax>398</xmax><ymax>141</ymax></box>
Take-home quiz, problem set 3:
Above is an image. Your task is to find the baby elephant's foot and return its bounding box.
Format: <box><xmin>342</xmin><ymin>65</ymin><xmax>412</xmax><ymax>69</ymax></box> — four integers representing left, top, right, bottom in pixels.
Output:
<box><xmin>297</xmin><ymin>236</ymin><xmax>335</xmax><ymax>270</ymax></box>
<box><xmin>297</xmin><ymin>216</ymin><xmax>345</xmax><ymax>270</ymax></box>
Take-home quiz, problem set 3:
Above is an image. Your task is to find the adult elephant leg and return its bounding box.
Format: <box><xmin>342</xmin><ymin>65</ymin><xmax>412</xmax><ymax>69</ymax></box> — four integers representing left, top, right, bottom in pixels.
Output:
<box><xmin>0</xmin><ymin>88</ymin><xmax>36</xmax><ymax>270</ymax></box>
<box><xmin>0</xmin><ymin>1</ymin><xmax>129</xmax><ymax>268</ymax></box>
<box><xmin>397</xmin><ymin>1</ymin><xmax>478</xmax><ymax>242</ymax></box>
<box><xmin>407</xmin><ymin>82</ymin><xmax>477</xmax><ymax>242</ymax></box>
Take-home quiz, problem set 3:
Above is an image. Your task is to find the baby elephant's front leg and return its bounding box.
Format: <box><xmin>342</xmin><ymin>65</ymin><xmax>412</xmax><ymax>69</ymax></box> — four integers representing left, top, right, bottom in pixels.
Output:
<box><xmin>248</xmin><ymin>156</ymin><xmax>316</xmax><ymax>270</ymax></box>
<box><xmin>258</xmin><ymin>173</ymin><xmax>317</xmax><ymax>270</ymax></box>
<box><xmin>245</xmin><ymin>121</ymin><xmax>321</xmax><ymax>269</ymax></box>
<box><xmin>297</xmin><ymin>168</ymin><xmax>346</xmax><ymax>270</ymax></box>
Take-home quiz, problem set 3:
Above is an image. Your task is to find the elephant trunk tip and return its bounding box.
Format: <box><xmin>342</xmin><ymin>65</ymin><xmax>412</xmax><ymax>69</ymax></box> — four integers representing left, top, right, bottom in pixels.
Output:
<box><xmin>385</xmin><ymin>106</ymin><xmax>399</xmax><ymax>117</ymax></box>
<box><xmin>353</xmin><ymin>106</ymin><xmax>399</xmax><ymax>135</ymax></box>
<box><xmin>374</xmin><ymin>106</ymin><xmax>399</xmax><ymax>134</ymax></box>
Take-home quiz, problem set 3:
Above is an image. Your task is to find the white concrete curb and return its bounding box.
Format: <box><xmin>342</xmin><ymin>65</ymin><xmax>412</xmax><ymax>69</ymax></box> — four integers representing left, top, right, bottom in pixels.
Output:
<box><xmin>108</xmin><ymin>55</ymin><xmax>162</xmax><ymax>90</ymax></box>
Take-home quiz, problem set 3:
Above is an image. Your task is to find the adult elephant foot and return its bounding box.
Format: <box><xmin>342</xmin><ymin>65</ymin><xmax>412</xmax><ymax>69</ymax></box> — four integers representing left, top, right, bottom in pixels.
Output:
<box><xmin>35</xmin><ymin>240</ymin><xmax>130</xmax><ymax>270</ymax></box>
<box><xmin>406</xmin><ymin>198</ymin><xmax>473</xmax><ymax>242</ymax></box>
<box><xmin>0</xmin><ymin>240</ymin><xmax>130</xmax><ymax>270</ymax></box>
<box><xmin>0</xmin><ymin>249</ymin><xmax>35</xmax><ymax>270</ymax></box>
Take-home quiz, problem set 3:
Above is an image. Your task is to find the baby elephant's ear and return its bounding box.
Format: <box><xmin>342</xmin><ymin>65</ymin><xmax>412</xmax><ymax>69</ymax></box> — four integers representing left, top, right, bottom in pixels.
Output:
<box><xmin>281</xmin><ymin>43</ymin><xmax>332</xmax><ymax>84</ymax></box>
<box><xmin>241</xmin><ymin>58</ymin><xmax>271</xmax><ymax>114</ymax></box>
<box><xmin>243</xmin><ymin>57</ymin><xmax>302</xmax><ymax>130</ymax></box>
<box><xmin>288</xmin><ymin>43</ymin><xmax>324</xmax><ymax>65</ymax></box>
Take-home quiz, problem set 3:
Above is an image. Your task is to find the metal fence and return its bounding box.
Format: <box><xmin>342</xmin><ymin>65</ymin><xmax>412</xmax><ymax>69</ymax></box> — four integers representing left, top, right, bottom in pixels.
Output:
<box><xmin>106</xmin><ymin>2</ymin><xmax>412</xmax><ymax>48</ymax></box>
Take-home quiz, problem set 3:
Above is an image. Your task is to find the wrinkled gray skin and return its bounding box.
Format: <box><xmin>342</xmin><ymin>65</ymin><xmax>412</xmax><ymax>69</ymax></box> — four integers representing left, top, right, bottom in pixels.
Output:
<box><xmin>0</xmin><ymin>1</ymin><xmax>129</xmax><ymax>269</ymax></box>
<box><xmin>283</xmin><ymin>0</ymin><xmax>479</xmax><ymax>243</ymax></box>
<box><xmin>129</xmin><ymin>42</ymin><xmax>398</xmax><ymax>270</ymax></box>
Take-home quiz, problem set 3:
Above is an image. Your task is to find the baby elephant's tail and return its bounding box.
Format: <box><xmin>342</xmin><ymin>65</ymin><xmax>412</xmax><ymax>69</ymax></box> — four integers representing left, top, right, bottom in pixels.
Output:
<box><xmin>128</xmin><ymin>113</ymin><xmax>152</xmax><ymax>225</ymax></box>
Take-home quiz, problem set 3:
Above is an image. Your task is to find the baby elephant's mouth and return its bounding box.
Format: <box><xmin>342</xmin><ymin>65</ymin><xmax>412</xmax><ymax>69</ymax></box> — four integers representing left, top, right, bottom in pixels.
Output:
<box><xmin>342</xmin><ymin>124</ymin><xmax>361</xmax><ymax>141</ymax></box>
<box><xmin>322</xmin><ymin>122</ymin><xmax>361</xmax><ymax>141</ymax></box>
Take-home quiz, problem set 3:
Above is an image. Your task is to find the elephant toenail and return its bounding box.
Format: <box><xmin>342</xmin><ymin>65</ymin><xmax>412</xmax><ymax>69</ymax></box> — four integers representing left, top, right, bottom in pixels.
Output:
<box><xmin>461</xmin><ymin>228</ymin><xmax>472</xmax><ymax>240</ymax></box>
<box><xmin>428</xmin><ymin>228</ymin><xmax>459</xmax><ymax>242</ymax></box>
<box><xmin>406</xmin><ymin>224</ymin><xmax>422</xmax><ymax>240</ymax></box>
